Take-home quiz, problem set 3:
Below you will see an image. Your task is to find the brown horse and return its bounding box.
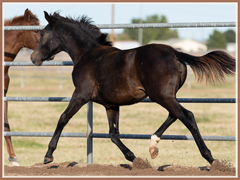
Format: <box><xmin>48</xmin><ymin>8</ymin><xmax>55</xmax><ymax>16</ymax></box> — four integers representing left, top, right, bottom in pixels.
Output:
<box><xmin>31</xmin><ymin>12</ymin><xmax>235</xmax><ymax>165</ymax></box>
<box><xmin>4</xmin><ymin>9</ymin><xmax>40</xmax><ymax>166</ymax></box>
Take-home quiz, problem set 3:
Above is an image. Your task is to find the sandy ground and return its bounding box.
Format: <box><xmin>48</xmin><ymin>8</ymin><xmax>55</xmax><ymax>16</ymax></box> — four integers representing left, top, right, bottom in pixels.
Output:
<box><xmin>4</xmin><ymin>158</ymin><xmax>236</xmax><ymax>177</ymax></box>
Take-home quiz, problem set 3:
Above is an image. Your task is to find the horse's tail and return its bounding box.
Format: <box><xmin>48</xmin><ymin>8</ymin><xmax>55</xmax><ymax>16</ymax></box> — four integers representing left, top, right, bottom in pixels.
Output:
<box><xmin>174</xmin><ymin>49</ymin><xmax>235</xmax><ymax>83</ymax></box>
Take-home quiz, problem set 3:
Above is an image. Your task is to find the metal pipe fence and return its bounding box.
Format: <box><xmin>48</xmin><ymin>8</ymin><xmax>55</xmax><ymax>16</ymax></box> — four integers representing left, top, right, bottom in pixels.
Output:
<box><xmin>4</xmin><ymin>97</ymin><xmax>236</xmax><ymax>103</ymax></box>
<box><xmin>4</xmin><ymin>22</ymin><xmax>236</xmax><ymax>164</ymax></box>
<box><xmin>4</xmin><ymin>22</ymin><xmax>236</xmax><ymax>31</ymax></box>
<box><xmin>4</xmin><ymin>132</ymin><xmax>236</xmax><ymax>141</ymax></box>
<box><xmin>4</xmin><ymin>61</ymin><xmax>73</xmax><ymax>66</ymax></box>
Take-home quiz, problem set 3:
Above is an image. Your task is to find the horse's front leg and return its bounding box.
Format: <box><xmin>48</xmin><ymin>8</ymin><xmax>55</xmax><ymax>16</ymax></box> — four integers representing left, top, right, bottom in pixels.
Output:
<box><xmin>4</xmin><ymin>101</ymin><xmax>19</xmax><ymax>166</ymax></box>
<box><xmin>106</xmin><ymin>106</ymin><xmax>136</xmax><ymax>162</ymax></box>
<box><xmin>44</xmin><ymin>89</ymin><xmax>88</xmax><ymax>164</ymax></box>
<box><xmin>4</xmin><ymin>69</ymin><xmax>19</xmax><ymax>166</ymax></box>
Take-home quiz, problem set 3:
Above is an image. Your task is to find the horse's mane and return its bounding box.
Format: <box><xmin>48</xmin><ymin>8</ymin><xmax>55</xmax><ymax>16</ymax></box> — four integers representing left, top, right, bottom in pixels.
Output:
<box><xmin>4</xmin><ymin>13</ymin><xmax>39</xmax><ymax>26</ymax></box>
<box><xmin>50</xmin><ymin>12</ymin><xmax>112</xmax><ymax>47</ymax></box>
<box><xmin>5</xmin><ymin>16</ymin><xmax>22</xmax><ymax>26</ymax></box>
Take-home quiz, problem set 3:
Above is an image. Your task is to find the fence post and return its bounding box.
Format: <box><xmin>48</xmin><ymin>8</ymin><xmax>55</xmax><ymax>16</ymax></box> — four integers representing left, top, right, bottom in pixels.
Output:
<box><xmin>21</xmin><ymin>69</ymin><xmax>24</xmax><ymax>88</ymax></box>
<box><xmin>58</xmin><ymin>70</ymin><xmax>63</xmax><ymax>89</ymax></box>
<box><xmin>87</xmin><ymin>101</ymin><xmax>93</xmax><ymax>164</ymax></box>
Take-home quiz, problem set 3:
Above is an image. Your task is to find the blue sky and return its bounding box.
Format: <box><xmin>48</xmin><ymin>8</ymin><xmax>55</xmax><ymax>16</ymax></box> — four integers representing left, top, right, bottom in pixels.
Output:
<box><xmin>3</xmin><ymin>2</ymin><xmax>237</xmax><ymax>42</ymax></box>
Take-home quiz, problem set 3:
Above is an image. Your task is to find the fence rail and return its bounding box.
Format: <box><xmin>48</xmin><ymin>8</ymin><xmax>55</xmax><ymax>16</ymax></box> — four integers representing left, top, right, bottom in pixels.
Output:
<box><xmin>4</xmin><ymin>22</ymin><xmax>236</xmax><ymax>31</ymax></box>
<box><xmin>4</xmin><ymin>61</ymin><xmax>73</xmax><ymax>66</ymax></box>
<box><xmin>4</xmin><ymin>22</ymin><xmax>236</xmax><ymax>164</ymax></box>
<box><xmin>4</xmin><ymin>97</ymin><xmax>236</xmax><ymax>103</ymax></box>
<box><xmin>4</xmin><ymin>132</ymin><xmax>236</xmax><ymax>141</ymax></box>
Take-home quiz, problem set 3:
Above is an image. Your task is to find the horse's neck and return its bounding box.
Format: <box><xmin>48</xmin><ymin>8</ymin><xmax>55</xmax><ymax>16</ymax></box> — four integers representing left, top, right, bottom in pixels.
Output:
<box><xmin>4</xmin><ymin>31</ymin><xmax>24</xmax><ymax>62</ymax></box>
<box><xmin>61</xmin><ymin>34</ymin><xmax>93</xmax><ymax>65</ymax></box>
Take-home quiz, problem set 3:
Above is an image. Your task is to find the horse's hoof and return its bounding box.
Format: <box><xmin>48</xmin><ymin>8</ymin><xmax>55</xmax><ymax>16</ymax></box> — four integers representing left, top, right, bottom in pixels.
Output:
<box><xmin>44</xmin><ymin>157</ymin><xmax>53</xmax><ymax>164</ymax></box>
<box><xmin>12</xmin><ymin>161</ymin><xmax>20</xmax><ymax>166</ymax></box>
<box><xmin>8</xmin><ymin>157</ymin><xmax>20</xmax><ymax>166</ymax></box>
<box><xmin>149</xmin><ymin>146</ymin><xmax>158</xmax><ymax>159</ymax></box>
<box><xmin>211</xmin><ymin>159</ymin><xmax>219</xmax><ymax>165</ymax></box>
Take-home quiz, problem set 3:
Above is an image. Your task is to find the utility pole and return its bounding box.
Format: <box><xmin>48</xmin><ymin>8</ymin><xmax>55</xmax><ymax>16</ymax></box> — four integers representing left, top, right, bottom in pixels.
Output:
<box><xmin>110</xmin><ymin>4</ymin><xmax>115</xmax><ymax>44</ymax></box>
<box><xmin>138</xmin><ymin>4</ymin><xmax>143</xmax><ymax>45</ymax></box>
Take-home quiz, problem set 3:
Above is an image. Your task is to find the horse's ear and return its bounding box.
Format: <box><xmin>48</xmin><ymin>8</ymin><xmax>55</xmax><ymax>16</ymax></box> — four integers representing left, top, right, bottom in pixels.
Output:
<box><xmin>44</xmin><ymin>11</ymin><xmax>52</xmax><ymax>24</ymax></box>
<box><xmin>44</xmin><ymin>11</ymin><xmax>57</xmax><ymax>25</ymax></box>
<box><xmin>24</xmin><ymin>8</ymin><xmax>34</xmax><ymax>22</ymax></box>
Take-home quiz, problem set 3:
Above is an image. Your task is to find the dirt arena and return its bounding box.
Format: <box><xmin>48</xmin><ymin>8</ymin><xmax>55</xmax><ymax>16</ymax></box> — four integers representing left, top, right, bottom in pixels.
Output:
<box><xmin>4</xmin><ymin>158</ymin><xmax>236</xmax><ymax>177</ymax></box>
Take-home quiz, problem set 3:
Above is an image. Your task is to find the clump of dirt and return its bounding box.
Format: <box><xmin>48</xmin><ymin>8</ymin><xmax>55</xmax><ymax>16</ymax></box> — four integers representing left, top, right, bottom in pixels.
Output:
<box><xmin>132</xmin><ymin>157</ymin><xmax>152</xmax><ymax>169</ymax></box>
<box><xmin>209</xmin><ymin>160</ymin><xmax>235</xmax><ymax>173</ymax></box>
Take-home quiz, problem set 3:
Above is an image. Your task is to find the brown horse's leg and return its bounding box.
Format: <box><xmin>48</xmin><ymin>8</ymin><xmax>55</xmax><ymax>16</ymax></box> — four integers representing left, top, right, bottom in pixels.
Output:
<box><xmin>4</xmin><ymin>101</ymin><xmax>19</xmax><ymax>166</ymax></box>
<box><xmin>4</xmin><ymin>69</ymin><xmax>19</xmax><ymax>166</ymax></box>
<box><xmin>44</xmin><ymin>89</ymin><xmax>88</xmax><ymax>164</ymax></box>
<box><xmin>149</xmin><ymin>114</ymin><xmax>177</xmax><ymax>159</ymax></box>
<box><xmin>106</xmin><ymin>106</ymin><xmax>136</xmax><ymax>162</ymax></box>
<box><xmin>152</xmin><ymin>96</ymin><xmax>215</xmax><ymax>164</ymax></box>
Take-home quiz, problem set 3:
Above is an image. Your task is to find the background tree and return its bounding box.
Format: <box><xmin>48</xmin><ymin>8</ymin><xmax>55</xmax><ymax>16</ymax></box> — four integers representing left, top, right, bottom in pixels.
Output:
<box><xmin>224</xmin><ymin>29</ymin><xmax>236</xmax><ymax>43</ymax></box>
<box><xmin>122</xmin><ymin>15</ymin><xmax>178</xmax><ymax>45</ymax></box>
<box><xmin>207</xmin><ymin>30</ymin><xmax>227</xmax><ymax>49</ymax></box>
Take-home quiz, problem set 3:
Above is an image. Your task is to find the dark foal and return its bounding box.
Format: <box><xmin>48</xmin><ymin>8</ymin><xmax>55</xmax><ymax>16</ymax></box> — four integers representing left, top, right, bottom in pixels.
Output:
<box><xmin>31</xmin><ymin>11</ymin><xmax>235</xmax><ymax>165</ymax></box>
<box><xmin>4</xmin><ymin>9</ymin><xmax>40</xmax><ymax>166</ymax></box>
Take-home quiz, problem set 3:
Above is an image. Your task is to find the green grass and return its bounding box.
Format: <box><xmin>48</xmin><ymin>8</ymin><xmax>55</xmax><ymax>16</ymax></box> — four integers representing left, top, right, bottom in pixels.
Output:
<box><xmin>12</xmin><ymin>139</ymin><xmax>46</xmax><ymax>149</ymax></box>
<box><xmin>4</xmin><ymin>68</ymin><xmax>236</xmax><ymax>168</ymax></box>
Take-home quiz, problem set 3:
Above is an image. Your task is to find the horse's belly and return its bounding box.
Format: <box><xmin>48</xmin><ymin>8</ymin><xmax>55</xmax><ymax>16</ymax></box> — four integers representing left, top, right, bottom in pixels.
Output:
<box><xmin>112</xmin><ymin>89</ymin><xmax>147</xmax><ymax>105</ymax></box>
<box><xmin>92</xmin><ymin>87</ymin><xmax>147</xmax><ymax>106</ymax></box>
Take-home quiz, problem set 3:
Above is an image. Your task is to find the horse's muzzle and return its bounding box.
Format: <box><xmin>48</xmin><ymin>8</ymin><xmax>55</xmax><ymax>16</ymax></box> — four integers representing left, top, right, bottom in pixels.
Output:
<box><xmin>30</xmin><ymin>53</ymin><xmax>43</xmax><ymax>66</ymax></box>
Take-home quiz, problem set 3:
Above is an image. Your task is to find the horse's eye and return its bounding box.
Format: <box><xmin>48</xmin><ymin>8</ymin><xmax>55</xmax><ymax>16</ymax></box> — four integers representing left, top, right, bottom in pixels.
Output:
<box><xmin>34</xmin><ymin>31</ymin><xmax>39</xmax><ymax>34</ymax></box>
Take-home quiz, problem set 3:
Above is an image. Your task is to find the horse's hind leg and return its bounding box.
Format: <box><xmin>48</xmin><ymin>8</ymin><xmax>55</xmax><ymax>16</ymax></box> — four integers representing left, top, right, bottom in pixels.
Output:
<box><xmin>44</xmin><ymin>89</ymin><xmax>88</xmax><ymax>164</ymax></box>
<box><xmin>151</xmin><ymin>97</ymin><xmax>215</xmax><ymax>164</ymax></box>
<box><xmin>149</xmin><ymin>114</ymin><xmax>177</xmax><ymax>159</ymax></box>
<box><xmin>106</xmin><ymin>106</ymin><xmax>136</xmax><ymax>162</ymax></box>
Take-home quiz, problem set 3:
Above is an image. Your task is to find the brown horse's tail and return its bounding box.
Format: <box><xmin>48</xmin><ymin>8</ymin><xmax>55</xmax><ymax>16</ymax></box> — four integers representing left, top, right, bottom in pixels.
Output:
<box><xmin>174</xmin><ymin>49</ymin><xmax>235</xmax><ymax>83</ymax></box>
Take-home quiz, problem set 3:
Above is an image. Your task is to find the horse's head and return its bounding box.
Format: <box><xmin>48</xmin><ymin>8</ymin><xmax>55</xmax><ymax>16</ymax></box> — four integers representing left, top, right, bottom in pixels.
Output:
<box><xmin>31</xmin><ymin>11</ymin><xmax>61</xmax><ymax>66</ymax></box>
<box><xmin>22</xmin><ymin>9</ymin><xmax>41</xmax><ymax>50</ymax></box>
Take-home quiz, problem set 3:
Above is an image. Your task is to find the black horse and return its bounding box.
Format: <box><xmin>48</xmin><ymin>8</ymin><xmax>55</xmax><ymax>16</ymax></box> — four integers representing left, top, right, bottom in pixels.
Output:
<box><xmin>31</xmin><ymin>11</ymin><xmax>235</xmax><ymax>165</ymax></box>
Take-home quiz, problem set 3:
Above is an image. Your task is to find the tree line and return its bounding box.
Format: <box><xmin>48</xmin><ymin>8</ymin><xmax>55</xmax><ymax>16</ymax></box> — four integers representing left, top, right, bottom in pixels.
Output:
<box><xmin>114</xmin><ymin>14</ymin><xmax>235</xmax><ymax>49</ymax></box>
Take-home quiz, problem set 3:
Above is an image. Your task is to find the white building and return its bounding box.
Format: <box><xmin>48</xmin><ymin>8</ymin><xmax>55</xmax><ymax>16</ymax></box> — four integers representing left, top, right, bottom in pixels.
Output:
<box><xmin>149</xmin><ymin>38</ymin><xmax>207</xmax><ymax>53</ymax></box>
<box><xmin>113</xmin><ymin>41</ymin><xmax>140</xmax><ymax>50</ymax></box>
<box><xmin>226</xmin><ymin>43</ymin><xmax>236</xmax><ymax>52</ymax></box>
